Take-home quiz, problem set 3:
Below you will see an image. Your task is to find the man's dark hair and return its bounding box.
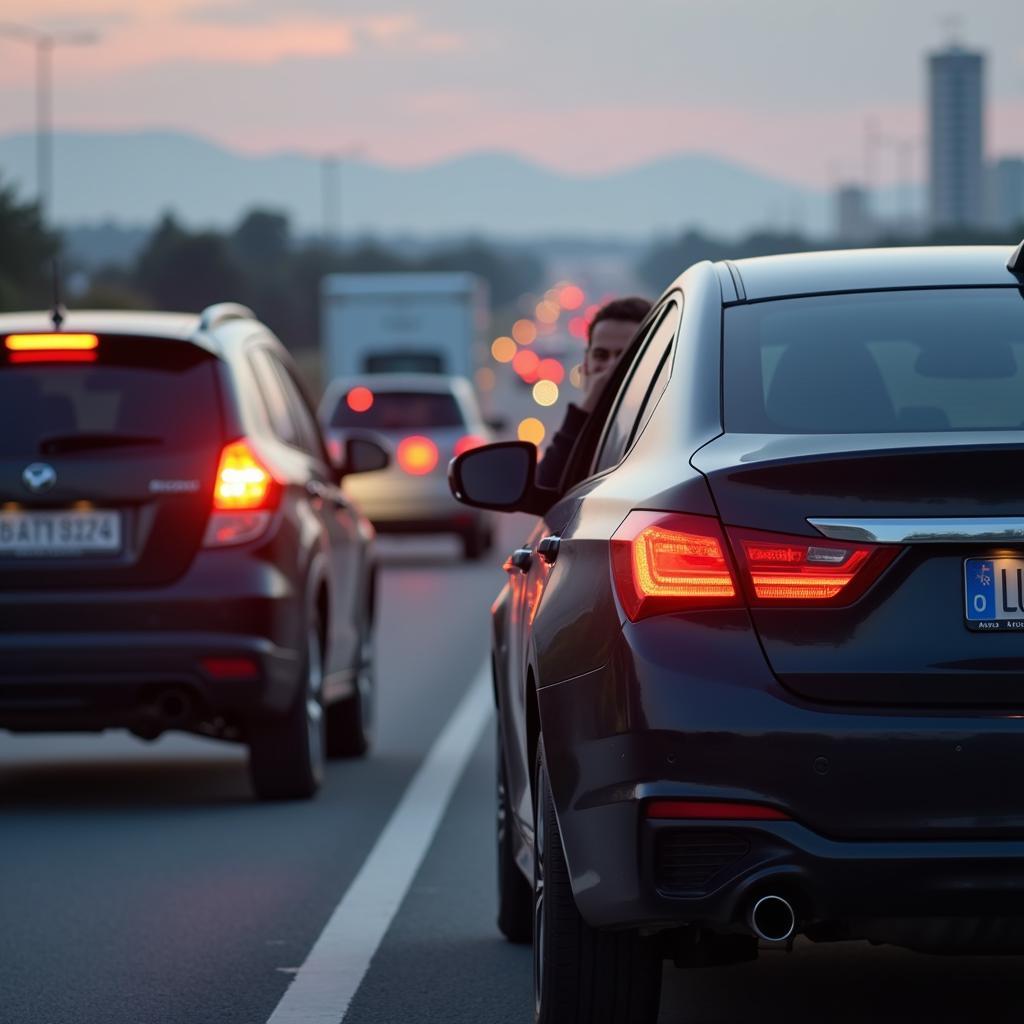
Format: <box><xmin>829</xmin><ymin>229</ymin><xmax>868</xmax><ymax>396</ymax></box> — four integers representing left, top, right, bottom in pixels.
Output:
<box><xmin>587</xmin><ymin>296</ymin><xmax>652</xmax><ymax>345</ymax></box>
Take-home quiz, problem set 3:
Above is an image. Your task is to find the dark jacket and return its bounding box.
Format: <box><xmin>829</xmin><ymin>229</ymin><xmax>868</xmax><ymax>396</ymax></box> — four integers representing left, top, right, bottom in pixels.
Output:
<box><xmin>536</xmin><ymin>403</ymin><xmax>588</xmax><ymax>490</ymax></box>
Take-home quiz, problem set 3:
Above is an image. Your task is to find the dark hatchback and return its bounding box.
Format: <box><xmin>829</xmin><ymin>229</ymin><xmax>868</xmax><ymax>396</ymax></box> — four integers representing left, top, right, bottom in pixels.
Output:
<box><xmin>0</xmin><ymin>304</ymin><xmax>387</xmax><ymax>801</ymax></box>
<box><xmin>451</xmin><ymin>245</ymin><xmax>1024</xmax><ymax>1022</ymax></box>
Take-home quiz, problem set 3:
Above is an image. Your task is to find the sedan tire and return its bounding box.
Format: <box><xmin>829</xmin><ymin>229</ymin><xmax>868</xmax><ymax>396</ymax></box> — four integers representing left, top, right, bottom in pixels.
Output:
<box><xmin>497</xmin><ymin>722</ymin><xmax>532</xmax><ymax>943</ymax></box>
<box><xmin>533</xmin><ymin>739</ymin><xmax>662</xmax><ymax>1024</ymax></box>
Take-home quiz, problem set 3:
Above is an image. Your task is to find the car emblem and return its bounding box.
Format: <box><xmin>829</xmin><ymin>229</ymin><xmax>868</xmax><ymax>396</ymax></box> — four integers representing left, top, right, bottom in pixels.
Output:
<box><xmin>22</xmin><ymin>462</ymin><xmax>57</xmax><ymax>493</ymax></box>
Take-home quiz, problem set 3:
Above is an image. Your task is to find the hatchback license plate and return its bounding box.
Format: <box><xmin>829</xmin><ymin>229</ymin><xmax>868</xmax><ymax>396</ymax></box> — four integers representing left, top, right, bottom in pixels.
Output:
<box><xmin>0</xmin><ymin>510</ymin><xmax>121</xmax><ymax>557</ymax></box>
<box><xmin>964</xmin><ymin>558</ymin><xmax>1024</xmax><ymax>631</ymax></box>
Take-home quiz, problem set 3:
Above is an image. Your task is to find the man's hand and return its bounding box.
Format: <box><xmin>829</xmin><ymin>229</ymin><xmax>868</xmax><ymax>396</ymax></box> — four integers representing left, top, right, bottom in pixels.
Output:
<box><xmin>580</xmin><ymin>361</ymin><xmax>616</xmax><ymax>414</ymax></box>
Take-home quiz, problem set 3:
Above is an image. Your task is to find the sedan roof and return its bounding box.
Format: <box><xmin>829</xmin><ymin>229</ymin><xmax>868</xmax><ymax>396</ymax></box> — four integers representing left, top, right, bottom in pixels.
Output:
<box><xmin>724</xmin><ymin>245</ymin><xmax>1022</xmax><ymax>303</ymax></box>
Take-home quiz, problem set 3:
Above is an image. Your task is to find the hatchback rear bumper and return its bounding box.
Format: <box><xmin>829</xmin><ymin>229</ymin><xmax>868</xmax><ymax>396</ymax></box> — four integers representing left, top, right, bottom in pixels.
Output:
<box><xmin>0</xmin><ymin>553</ymin><xmax>304</xmax><ymax>732</ymax></box>
<box><xmin>0</xmin><ymin>631</ymin><xmax>299</xmax><ymax>732</ymax></box>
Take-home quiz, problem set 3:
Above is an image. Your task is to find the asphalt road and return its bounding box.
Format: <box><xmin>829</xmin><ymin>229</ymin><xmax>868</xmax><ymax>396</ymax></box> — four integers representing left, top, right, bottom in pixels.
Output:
<box><xmin>5</xmin><ymin>518</ymin><xmax>1024</xmax><ymax>1024</ymax></box>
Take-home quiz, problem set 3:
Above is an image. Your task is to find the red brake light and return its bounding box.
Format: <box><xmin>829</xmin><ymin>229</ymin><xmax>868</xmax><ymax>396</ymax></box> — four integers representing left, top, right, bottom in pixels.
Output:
<box><xmin>346</xmin><ymin>386</ymin><xmax>374</xmax><ymax>413</ymax></box>
<box><xmin>611</xmin><ymin>511</ymin><xmax>740</xmax><ymax>621</ymax></box>
<box><xmin>5</xmin><ymin>333</ymin><xmax>98</xmax><ymax>351</ymax></box>
<box><xmin>213</xmin><ymin>439</ymin><xmax>276</xmax><ymax>510</ymax></box>
<box><xmin>726</xmin><ymin>526</ymin><xmax>899</xmax><ymax>605</ymax></box>
<box><xmin>454</xmin><ymin>434</ymin><xmax>486</xmax><ymax>458</ymax></box>
<box><xmin>397</xmin><ymin>436</ymin><xmax>438</xmax><ymax>475</ymax></box>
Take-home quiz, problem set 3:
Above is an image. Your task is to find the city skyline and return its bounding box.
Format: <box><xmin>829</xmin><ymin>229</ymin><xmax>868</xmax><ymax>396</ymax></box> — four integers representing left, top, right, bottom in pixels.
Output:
<box><xmin>0</xmin><ymin>1</ymin><xmax>1022</xmax><ymax>186</ymax></box>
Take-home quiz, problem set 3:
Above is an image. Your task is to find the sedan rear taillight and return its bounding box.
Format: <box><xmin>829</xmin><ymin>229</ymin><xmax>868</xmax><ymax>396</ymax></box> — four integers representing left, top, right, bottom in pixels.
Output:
<box><xmin>204</xmin><ymin>438</ymin><xmax>280</xmax><ymax>548</ymax></box>
<box><xmin>725</xmin><ymin>526</ymin><xmax>900</xmax><ymax>606</ymax></box>
<box><xmin>611</xmin><ymin>511</ymin><xmax>741</xmax><ymax>621</ymax></box>
<box><xmin>611</xmin><ymin>511</ymin><xmax>900</xmax><ymax>621</ymax></box>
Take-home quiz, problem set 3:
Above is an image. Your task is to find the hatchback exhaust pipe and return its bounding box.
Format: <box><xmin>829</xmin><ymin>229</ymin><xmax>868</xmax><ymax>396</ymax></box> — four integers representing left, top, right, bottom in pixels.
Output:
<box><xmin>748</xmin><ymin>895</ymin><xmax>796</xmax><ymax>943</ymax></box>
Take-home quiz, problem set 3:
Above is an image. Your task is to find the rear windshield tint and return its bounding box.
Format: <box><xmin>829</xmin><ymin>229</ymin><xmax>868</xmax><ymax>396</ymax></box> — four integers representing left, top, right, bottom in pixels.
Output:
<box><xmin>0</xmin><ymin>336</ymin><xmax>221</xmax><ymax>456</ymax></box>
<box><xmin>725</xmin><ymin>288</ymin><xmax>1024</xmax><ymax>433</ymax></box>
<box><xmin>330</xmin><ymin>390</ymin><xmax>465</xmax><ymax>430</ymax></box>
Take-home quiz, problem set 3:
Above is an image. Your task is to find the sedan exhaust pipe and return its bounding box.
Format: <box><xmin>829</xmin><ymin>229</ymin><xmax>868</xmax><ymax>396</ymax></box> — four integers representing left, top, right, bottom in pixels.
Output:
<box><xmin>748</xmin><ymin>895</ymin><xmax>796</xmax><ymax>943</ymax></box>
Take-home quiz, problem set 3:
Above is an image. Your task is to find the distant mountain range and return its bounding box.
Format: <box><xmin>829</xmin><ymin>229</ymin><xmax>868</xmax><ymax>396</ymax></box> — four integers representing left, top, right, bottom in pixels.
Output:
<box><xmin>0</xmin><ymin>130</ymin><xmax>835</xmax><ymax>240</ymax></box>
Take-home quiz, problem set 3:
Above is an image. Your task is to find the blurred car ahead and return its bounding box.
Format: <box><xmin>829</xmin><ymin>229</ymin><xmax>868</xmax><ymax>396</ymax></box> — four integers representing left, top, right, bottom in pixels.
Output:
<box><xmin>319</xmin><ymin>373</ymin><xmax>496</xmax><ymax>559</ymax></box>
<box><xmin>0</xmin><ymin>303</ymin><xmax>388</xmax><ymax>801</ymax></box>
<box><xmin>451</xmin><ymin>243</ymin><xmax>1024</xmax><ymax>1023</ymax></box>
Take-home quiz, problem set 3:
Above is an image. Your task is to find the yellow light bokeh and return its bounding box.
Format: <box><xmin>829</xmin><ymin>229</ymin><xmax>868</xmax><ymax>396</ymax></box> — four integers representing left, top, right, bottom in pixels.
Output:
<box><xmin>532</xmin><ymin>380</ymin><xmax>559</xmax><ymax>407</ymax></box>
<box><xmin>490</xmin><ymin>336</ymin><xmax>517</xmax><ymax>363</ymax></box>
<box><xmin>535</xmin><ymin>300</ymin><xmax>560</xmax><ymax>324</ymax></box>
<box><xmin>517</xmin><ymin>417</ymin><xmax>546</xmax><ymax>446</ymax></box>
<box><xmin>475</xmin><ymin>366</ymin><xmax>496</xmax><ymax>392</ymax></box>
<box><xmin>512</xmin><ymin>319</ymin><xmax>537</xmax><ymax>346</ymax></box>
<box><xmin>569</xmin><ymin>363</ymin><xmax>584</xmax><ymax>389</ymax></box>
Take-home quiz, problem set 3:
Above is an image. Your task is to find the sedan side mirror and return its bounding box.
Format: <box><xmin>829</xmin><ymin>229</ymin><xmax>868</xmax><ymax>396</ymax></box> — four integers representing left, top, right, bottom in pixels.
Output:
<box><xmin>449</xmin><ymin>440</ymin><xmax>556</xmax><ymax>516</ymax></box>
<box><xmin>338</xmin><ymin>435</ymin><xmax>390</xmax><ymax>477</ymax></box>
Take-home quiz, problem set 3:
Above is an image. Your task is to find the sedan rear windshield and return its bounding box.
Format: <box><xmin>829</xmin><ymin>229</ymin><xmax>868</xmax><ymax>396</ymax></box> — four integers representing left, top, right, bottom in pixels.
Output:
<box><xmin>0</xmin><ymin>336</ymin><xmax>221</xmax><ymax>456</ymax></box>
<box><xmin>725</xmin><ymin>288</ymin><xmax>1024</xmax><ymax>433</ymax></box>
<box><xmin>330</xmin><ymin>390</ymin><xmax>465</xmax><ymax>430</ymax></box>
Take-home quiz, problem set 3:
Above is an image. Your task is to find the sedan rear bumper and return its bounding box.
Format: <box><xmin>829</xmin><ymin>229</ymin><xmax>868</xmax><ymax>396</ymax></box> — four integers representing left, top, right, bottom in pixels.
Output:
<box><xmin>536</xmin><ymin>613</ymin><xmax>1024</xmax><ymax>947</ymax></box>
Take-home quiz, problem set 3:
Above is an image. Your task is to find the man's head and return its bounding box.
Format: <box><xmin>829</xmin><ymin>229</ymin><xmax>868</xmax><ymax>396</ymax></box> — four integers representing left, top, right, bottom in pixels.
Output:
<box><xmin>583</xmin><ymin>296</ymin><xmax>652</xmax><ymax>383</ymax></box>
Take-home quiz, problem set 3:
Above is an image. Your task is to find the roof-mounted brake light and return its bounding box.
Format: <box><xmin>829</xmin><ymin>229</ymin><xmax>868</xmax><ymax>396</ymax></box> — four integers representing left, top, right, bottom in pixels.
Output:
<box><xmin>5</xmin><ymin>333</ymin><xmax>99</xmax><ymax>351</ymax></box>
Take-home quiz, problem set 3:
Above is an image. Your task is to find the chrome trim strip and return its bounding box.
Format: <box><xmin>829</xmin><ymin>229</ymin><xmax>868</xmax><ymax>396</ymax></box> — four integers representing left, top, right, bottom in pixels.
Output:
<box><xmin>807</xmin><ymin>517</ymin><xmax>1024</xmax><ymax>544</ymax></box>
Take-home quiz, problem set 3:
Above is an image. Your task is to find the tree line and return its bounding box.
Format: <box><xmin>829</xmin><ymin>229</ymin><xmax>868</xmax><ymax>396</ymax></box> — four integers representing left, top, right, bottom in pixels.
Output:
<box><xmin>0</xmin><ymin>177</ymin><xmax>543</xmax><ymax>350</ymax></box>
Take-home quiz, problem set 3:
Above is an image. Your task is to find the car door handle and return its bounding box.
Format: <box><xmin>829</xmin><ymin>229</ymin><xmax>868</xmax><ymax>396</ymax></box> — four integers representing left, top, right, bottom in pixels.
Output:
<box><xmin>537</xmin><ymin>535</ymin><xmax>560</xmax><ymax>564</ymax></box>
<box><xmin>505</xmin><ymin>548</ymin><xmax>533</xmax><ymax>573</ymax></box>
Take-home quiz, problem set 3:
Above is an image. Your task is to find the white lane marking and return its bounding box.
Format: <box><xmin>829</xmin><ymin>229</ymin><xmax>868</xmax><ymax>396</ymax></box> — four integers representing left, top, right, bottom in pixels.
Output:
<box><xmin>266</xmin><ymin>660</ymin><xmax>493</xmax><ymax>1024</ymax></box>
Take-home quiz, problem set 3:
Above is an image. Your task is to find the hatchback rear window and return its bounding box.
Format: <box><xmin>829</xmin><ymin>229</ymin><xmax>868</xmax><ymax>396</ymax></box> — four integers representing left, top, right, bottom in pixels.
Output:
<box><xmin>725</xmin><ymin>288</ymin><xmax>1024</xmax><ymax>433</ymax></box>
<box><xmin>0</xmin><ymin>335</ymin><xmax>221</xmax><ymax>456</ymax></box>
<box><xmin>330</xmin><ymin>390</ymin><xmax>464</xmax><ymax>430</ymax></box>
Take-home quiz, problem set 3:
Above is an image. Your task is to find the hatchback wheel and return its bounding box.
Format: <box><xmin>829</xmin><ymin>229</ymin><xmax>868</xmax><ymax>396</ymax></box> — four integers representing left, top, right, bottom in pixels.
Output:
<box><xmin>496</xmin><ymin>722</ymin><xmax>532</xmax><ymax>943</ymax></box>
<box><xmin>248</xmin><ymin>615</ymin><xmax>325</xmax><ymax>800</ymax></box>
<box><xmin>326</xmin><ymin>633</ymin><xmax>374</xmax><ymax>758</ymax></box>
<box><xmin>533</xmin><ymin>739</ymin><xmax>662</xmax><ymax>1024</ymax></box>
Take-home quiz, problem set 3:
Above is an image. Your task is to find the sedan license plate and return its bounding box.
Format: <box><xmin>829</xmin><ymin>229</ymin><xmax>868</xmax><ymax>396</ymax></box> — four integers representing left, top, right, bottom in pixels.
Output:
<box><xmin>0</xmin><ymin>510</ymin><xmax>121</xmax><ymax>558</ymax></box>
<box><xmin>965</xmin><ymin>558</ymin><xmax>1024</xmax><ymax>631</ymax></box>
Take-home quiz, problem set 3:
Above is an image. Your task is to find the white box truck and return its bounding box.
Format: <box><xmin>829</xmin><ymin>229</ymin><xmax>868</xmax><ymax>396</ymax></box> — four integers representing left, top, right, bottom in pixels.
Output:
<box><xmin>320</xmin><ymin>272</ymin><xmax>489</xmax><ymax>384</ymax></box>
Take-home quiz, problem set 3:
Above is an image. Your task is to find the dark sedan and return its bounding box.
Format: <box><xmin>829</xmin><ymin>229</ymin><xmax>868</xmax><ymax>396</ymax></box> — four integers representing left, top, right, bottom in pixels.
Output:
<box><xmin>451</xmin><ymin>243</ymin><xmax>1024</xmax><ymax>1022</ymax></box>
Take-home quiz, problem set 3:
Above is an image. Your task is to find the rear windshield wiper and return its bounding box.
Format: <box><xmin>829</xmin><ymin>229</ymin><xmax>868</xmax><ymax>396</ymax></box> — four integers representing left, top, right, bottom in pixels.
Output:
<box><xmin>38</xmin><ymin>433</ymin><xmax>163</xmax><ymax>454</ymax></box>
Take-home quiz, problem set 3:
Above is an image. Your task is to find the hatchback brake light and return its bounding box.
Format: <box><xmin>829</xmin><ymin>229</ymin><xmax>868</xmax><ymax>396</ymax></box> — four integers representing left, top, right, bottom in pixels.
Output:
<box><xmin>611</xmin><ymin>511</ymin><xmax>740</xmax><ymax>621</ymax></box>
<box><xmin>205</xmin><ymin>439</ymin><xmax>279</xmax><ymax>548</ymax></box>
<box><xmin>213</xmin><ymin>439</ymin><xmax>275</xmax><ymax>510</ymax></box>
<box><xmin>726</xmin><ymin>526</ymin><xmax>899</xmax><ymax>605</ymax></box>
<box><xmin>5</xmin><ymin>333</ymin><xmax>99</xmax><ymax>351</ymax></box>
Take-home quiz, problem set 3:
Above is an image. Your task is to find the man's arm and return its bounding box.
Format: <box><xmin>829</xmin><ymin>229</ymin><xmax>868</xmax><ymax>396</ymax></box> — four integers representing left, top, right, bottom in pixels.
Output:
<box><xmin>535</xmin><ymin>403</ymin><xmax>588</xmax><ymax>490</ymax></box>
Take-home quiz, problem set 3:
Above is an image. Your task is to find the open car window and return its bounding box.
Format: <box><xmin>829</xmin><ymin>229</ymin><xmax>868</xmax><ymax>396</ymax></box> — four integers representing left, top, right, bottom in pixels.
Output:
<box><xmin>557</xmin><ymin>299</ymin><xmax>675</xmax><ymax>494</ymax></box>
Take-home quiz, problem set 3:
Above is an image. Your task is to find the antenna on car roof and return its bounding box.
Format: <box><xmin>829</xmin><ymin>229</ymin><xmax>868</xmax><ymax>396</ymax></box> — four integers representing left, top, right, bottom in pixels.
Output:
<box><xmin>1009</xmin><ymin>239</ymin><xmax>1024</xmax><ymax>276</ymax></box>
<box><xmin>50</xmin><ymin>258</ymin><xmax>66</xmax><ymax>330</ymax></box>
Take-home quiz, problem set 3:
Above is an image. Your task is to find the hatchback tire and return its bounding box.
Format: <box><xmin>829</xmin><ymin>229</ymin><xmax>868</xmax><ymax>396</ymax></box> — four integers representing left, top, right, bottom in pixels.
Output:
<box><xmin>533</xmin><ymin>739</ymin><xmax>662</xmax><ymax>1024</ymax></box>
<box><xmin>497</xmin><ymin>721</ymin><xmax>532</xmax><ymax>943</ymax></box>
<box><xmin>248</xmin><ymin>615</ymin><xmax>325</xmax><ymax>801</ymax></box>
<box><xmin>326</xmin><ymin>633</ymin><xmax>374</xmax><ymax>758</ymax></box>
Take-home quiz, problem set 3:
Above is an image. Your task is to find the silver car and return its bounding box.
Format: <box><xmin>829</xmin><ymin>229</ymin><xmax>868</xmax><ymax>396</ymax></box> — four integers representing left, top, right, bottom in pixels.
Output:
<box><xmin>319</xmin><ymin>374</ymin><xmax>495</xmax><ymax>559</ymax></box>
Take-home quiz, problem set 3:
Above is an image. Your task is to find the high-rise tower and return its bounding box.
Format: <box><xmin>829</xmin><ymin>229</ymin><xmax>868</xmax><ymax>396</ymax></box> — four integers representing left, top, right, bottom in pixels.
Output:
<box><xmin>928</xmin><ymin>46</ymin><xmax>985</xmax><ymax>228</ymax></box>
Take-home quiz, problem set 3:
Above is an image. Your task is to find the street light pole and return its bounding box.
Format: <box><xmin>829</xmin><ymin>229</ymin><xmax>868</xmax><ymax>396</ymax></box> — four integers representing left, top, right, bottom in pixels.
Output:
<box><xmin>0</xmin><ymin>23</ymin><xmax>99</xmax><ymax>225</ymax></box>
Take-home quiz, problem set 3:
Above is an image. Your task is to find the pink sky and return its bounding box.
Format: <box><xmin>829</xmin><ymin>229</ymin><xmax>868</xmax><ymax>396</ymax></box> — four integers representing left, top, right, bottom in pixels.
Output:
<box><xmin>1</xmin><ymin>0</ymin><xmax>1022</xmax><ymax>185</ymax></box>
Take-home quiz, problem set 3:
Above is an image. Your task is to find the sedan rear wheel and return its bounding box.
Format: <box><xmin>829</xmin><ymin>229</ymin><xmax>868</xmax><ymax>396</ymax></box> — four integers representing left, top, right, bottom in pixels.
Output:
<box><xmin>248</xmin><ymin>616</ymin><xmax>325</xmax><ymax>801</ymax></box>
<box><xmin>533</xmin><ymin>738</ymin><xmax>662</xmax><ymax>1024</ymax></box>
<box><xmin>497</xmin><ymin>721</ymin><xmax>532</xmax><ymax>943</ymax></box>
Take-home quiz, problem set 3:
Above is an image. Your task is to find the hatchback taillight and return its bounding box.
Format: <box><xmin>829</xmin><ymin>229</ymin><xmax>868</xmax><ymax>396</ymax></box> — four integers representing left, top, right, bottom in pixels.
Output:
<box><xmin>204</xmin><ymin>439</ymin><xmax>280</xmax><ymax>548</ymax></box>
<box><xmin>611</xmin><ymin>511</ymin><xmax>899</xmax><ymax>621</ymax></box>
